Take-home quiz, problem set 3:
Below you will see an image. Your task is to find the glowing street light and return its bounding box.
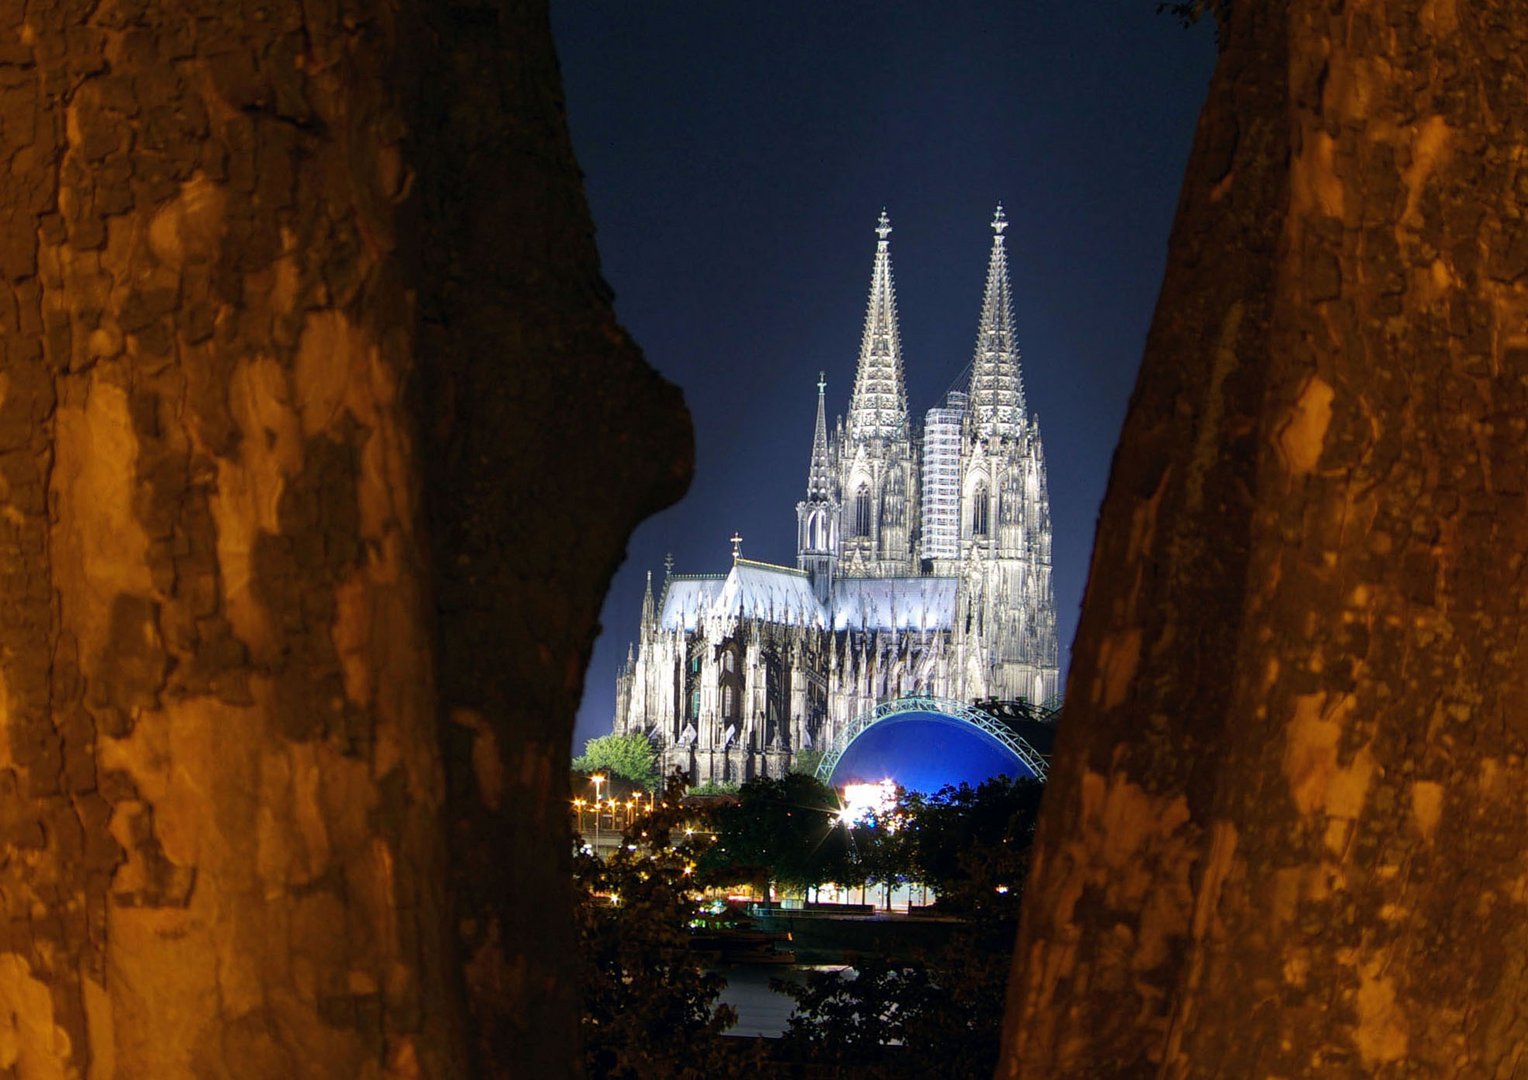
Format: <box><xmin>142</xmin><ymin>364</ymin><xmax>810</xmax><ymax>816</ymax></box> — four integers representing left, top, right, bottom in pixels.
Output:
<box><xmin>590</xmin><ymin>775</ymin><xmax>607</xmax><ymax>851</ymax></box>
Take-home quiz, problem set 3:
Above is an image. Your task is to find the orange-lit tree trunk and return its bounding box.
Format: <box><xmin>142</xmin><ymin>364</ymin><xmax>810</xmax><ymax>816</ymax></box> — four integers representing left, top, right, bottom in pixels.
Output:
<box><xmin>1001</xmin><ymin>3</ymin><xmax>1528</xmax><ymax>1076</ymax></box>
<box><xmin>0</xmin><ymin>2</ymin><xmax>686</xmax><ymax>1076</ymax></box>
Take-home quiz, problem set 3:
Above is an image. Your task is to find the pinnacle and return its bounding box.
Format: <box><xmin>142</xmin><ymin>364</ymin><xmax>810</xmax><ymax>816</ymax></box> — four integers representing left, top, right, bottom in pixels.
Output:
<box><xmin>806</xmin><ymin>374</ymin><xmax>834</xmax><ymax>501</ymax></box>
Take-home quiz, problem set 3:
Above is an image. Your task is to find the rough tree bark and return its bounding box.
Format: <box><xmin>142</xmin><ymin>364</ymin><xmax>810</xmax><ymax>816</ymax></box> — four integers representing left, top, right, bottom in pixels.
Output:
<box><xmin>0</xmin><ymin>1</ymin><xmax>686</xmax><ymax>1076</ymax></box>
<box><xmin>1000</xmin><ymin>3</ymin><xmax>1528</xmax><ymax>1076</ymax></box>
<box><xmin>413</xmin><ymin>3</ymin><xmax>691</xmax><ymax>1076</ymax></box>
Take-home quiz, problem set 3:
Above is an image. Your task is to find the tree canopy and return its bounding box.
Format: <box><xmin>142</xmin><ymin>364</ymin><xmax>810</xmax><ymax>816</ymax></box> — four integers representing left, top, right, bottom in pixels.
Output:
<box><xmin>574</xmin><ymin>732</ymin><xmax>661</xmax><ymax>789</ymax></box>
<box><xmin>906</xmin><ymin>777</ymin><xmax>1045</xmax><ymax>917</ymax></box>
<box><xmin>695</xmin><ymin>773</ymin><xmax>852</xmax><ymax>893</ymax></box>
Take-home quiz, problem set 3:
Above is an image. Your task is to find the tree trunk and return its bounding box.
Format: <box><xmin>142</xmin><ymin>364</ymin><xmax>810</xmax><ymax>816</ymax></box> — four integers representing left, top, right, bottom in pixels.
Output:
<box><xmin>1001</xmin><ymin>3</ymin><xmax>1528</xmax><ymax>1076</ymax></box>
<box><xmin>411</xmin><ymin>3</ymin><xmax>690</xmax><ymax>1075</ymax></box>
<box><xmin>0</xmin><ymin>1</ymin><xmax>686</xmax><ymax>1076</ymax></box>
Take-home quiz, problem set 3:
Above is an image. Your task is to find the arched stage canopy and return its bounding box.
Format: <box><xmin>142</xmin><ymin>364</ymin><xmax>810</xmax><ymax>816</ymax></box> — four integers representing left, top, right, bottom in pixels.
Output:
<box><xmin>815</xmin><ymin>696</ymin><xmax>1048</xmax><ymax>794</ymax></box>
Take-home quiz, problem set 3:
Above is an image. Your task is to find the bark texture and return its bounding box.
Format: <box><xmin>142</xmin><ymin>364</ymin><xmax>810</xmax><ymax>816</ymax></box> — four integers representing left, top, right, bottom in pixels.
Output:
<box><xmin>413</xmin><ymin>3</ymin><xmax>691</xmax><ymax>1076</ymax></box>
<box><xmin>1001</xmin><ymin>3</ymin><xmax>1528</xmax><ymax>1077</ymax></box>
<box><xmin>0</xmin><ymin>0</ymin><xmax>687</xmax><ymax>1076</ymax></box>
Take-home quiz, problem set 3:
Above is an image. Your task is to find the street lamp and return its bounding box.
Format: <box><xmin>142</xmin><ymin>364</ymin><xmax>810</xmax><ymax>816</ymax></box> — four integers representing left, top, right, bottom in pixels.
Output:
<box><xmin>572</xmin><ymin>797</ymin><xmax>586</xmax><ymax>833</ymax></box>
<box><xmin>590</xmin><ymin>775</ymin><xmax>607</xmax><ymax>853</ymax></box>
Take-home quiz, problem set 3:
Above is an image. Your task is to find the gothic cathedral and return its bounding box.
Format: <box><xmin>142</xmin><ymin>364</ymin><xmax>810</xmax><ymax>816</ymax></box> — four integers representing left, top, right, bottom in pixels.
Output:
<box><xmin>613</xmin><ymin>209</ymin><xmax>1060</xmax><ymax>784</ymax></box>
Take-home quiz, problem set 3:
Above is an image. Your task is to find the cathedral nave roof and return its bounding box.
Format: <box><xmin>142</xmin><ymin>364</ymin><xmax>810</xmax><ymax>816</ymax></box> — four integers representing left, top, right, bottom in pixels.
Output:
<box><xmin>830</xmin><ymin>576</ymin><xmax>958</xmax><ymax>632</ymax></box>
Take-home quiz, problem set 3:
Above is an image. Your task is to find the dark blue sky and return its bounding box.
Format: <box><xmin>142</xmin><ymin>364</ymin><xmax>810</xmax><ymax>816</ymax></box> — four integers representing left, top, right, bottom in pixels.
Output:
<box><xmin>553</xmin><ymin>3</ymin><xmax>1218</xmax><ymax>751</ymax></box>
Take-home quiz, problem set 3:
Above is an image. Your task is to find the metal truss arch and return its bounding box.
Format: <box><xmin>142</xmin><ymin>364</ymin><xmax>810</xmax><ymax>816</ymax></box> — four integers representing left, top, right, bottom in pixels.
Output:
<box><xmin>813</xmin><ymin>695</ymin><xmax>1048</xmax><ymax>785</ymax></box>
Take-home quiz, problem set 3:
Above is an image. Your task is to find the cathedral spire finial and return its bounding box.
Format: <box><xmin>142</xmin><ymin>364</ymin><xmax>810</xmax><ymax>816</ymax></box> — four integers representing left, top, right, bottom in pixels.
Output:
<box><xmin>730</xmin><ymin>532</ymin><xmax>743</xmax><ymax>564</ymax></box>
<box><xmin>967</xmin><ymin>205</ymin><xmax>1025</xmax><ymax>437</ymax></box>
<box><xmin>848</xmin><ymin>210</ymin><xmax>908</xmax><ymax>443</ymax></box>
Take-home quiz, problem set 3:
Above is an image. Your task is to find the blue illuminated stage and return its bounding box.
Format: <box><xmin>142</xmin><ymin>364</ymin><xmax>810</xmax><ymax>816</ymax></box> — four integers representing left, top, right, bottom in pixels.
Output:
<box><xmin>817</xmin><ymin>697</ymin><xmax>1049</xmax><ymax>795</ymax></box>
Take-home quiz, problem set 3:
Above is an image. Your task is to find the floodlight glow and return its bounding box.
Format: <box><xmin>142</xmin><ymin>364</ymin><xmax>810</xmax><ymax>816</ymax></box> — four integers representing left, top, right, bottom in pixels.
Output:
<box><xmin>839</xmin><ymin>779</ymin><xmax>898</xmax><ymax>824</ymax></box>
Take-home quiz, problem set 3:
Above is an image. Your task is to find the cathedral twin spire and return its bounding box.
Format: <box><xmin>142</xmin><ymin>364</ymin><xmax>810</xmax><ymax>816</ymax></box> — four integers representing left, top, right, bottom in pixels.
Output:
<box><xmin>967</xmin><ymin>205</ymin><xmax>1026</xmax><ymax>437</ymax></box>
<box><xmin>804</xmin><ymin>205</ymin><xmax>1032</xmax><ymax>516</ymax></box>
<box><xmin>829</xmin><ymin>206</ymin><xmax>1028</xmax><ymax>457</ymax></box>
<box><xmin>846</xmin><ymin>210</ymin><xmax>909</xmax><ymax>444</ymax></box>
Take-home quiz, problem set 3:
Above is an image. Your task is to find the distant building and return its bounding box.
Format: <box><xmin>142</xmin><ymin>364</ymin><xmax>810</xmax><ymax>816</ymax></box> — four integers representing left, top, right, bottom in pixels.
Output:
<box><xmin>613</xmin><ymin>208</ymin><xmax>1059</xmax><ymax>784</ymax></box>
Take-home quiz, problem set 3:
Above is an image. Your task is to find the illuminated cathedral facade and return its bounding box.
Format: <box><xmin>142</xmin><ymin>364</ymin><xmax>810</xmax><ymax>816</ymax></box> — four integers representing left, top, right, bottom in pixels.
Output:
<box><xmin>613</xmin><ymin>209</ymin><xmax>1059</xmax><ymax>784</ymax></box>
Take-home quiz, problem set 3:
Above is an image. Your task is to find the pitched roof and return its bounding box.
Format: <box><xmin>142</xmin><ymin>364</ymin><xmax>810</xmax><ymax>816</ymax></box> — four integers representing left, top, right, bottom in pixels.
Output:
<box><xmin>831</xmin><ymin>576</ymin><xmax>958</xmax><ymax>632</ymax></box>
<box><xmin>657</xmin><ymin>575</ymin><xmax>726</xmax><ymax>632</ymax></box>
<box><xmin>714</xmin><ymin>560</ymin><xmax>827</xmax><ymax>629</ymax></box>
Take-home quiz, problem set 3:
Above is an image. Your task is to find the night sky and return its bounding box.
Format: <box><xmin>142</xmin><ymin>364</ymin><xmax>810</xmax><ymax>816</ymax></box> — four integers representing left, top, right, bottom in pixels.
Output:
<box><xmin>553</xmin><ymin>3</ymin><xmax>1219</xmax><ymax>752</ymax></box>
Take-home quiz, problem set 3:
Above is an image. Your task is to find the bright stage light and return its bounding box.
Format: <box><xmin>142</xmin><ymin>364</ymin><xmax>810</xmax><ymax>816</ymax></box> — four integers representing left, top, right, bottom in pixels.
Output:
<box><xmin>838</xmin><ymin>778</ymin><xmax>899</xmax><ymax>825</ymax></box>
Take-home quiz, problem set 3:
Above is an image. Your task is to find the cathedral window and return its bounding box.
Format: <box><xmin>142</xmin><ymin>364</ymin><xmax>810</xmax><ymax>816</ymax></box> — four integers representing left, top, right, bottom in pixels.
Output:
<box><xmin>690</xmin><ymin>689</ymin><xmax>701</xmax><ymax>717</ymax></box>
<box><xmin>973</xmin><ymin>484</ymin><xmax>990</xmax><ymax>536</ymax></box>
<box><xmin>853</xmin><ymin>485</ymin><xmax>871</xmax><ymax>537</ymax></box>
<box><xmin>722</xmin><ymin>651</ymin><xmax>735</xmax><ymax>673</ymax></box>
<box><xmin>722</xmin><ymin>685</ymin><xmax>734</xmax><ymax>718</ymax></box>
<box><xmin>689</xmin><ymin>654</ymin><xmax>701</xmax><ymax>674</ymax></box>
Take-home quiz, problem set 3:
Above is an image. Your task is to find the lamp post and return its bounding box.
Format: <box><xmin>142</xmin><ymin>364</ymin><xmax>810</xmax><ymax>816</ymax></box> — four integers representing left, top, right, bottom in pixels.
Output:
<box><xmin>591</xmin><ymin>775</ymin><xmax>606</xmax><ymax>852</ymax></box>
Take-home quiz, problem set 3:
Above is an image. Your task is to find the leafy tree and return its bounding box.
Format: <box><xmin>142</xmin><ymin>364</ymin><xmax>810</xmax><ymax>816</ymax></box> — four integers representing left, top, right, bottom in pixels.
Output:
<box><xmin>847</xmin><ymin>792</ymin><xmax>919</xmax><ymax>909</ymax></box>
<box><xmin>574</xmin><ymin>839</ymin><xmax>757</xmax><ymax>1077</ymax></box>
<box><xmin>1156</xmin><ymin>0</ymin><xmax>1230</xmax><ymax>34</ymax></box>
<box><xmin>686</xmin><ymin>779</ymin><xmax>740</xmax><ymax>796</ymax></box>
<box><xmin>775</xmin><ymin>928</ymin><xmax>1014</xmax><ymax>1077</ymax></box>
<box><xmin>907</xmin><ymin>777</ymin><xmax>1044</xmax><ymax>917</ymax></box>
<box><xmin>574</xmin><ymin>732</ymin><xmax>660</xmax><ymax>788</ymax></box>
<box><xmin>788</xmin><ymin>748</ymin><xmax>825</xmax><ymax>776</ymax></box>
<box><xmin>697</xmin><ymin>774</ymin><xmax>851</xmax><ymax>895</ymax></box>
